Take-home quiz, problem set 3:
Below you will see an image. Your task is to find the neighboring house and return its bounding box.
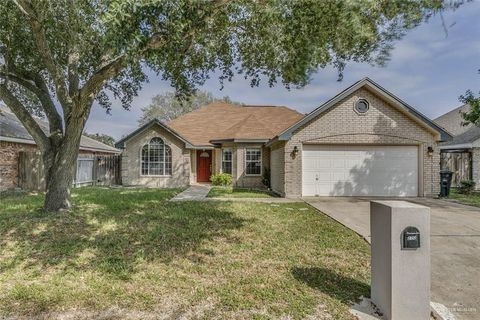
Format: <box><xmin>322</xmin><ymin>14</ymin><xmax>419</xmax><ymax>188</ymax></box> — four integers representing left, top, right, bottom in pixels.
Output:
<box><xmin>434</xmin><ymin>104</ymin><xmax>479</xmax><ymax>188</ymax></box>
<box><xmin>116</xmin><ymin>78</ymin><xmax>450</xmax><ymax>197</ymax></box>
<box><xmin>0</xmin><ymin>106</ymin><xmax>120</xmax><ymax>191</ymax></box>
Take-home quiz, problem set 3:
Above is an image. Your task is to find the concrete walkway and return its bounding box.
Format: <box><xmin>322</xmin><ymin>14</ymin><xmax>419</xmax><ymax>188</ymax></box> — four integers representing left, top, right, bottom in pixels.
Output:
<box><xmin>304</xmin><ymin>197</ymin><xmax>480</xmax><ymax>320</ymax></box>
<box><xmin>170</xmin><ymin>184</ymin><xmax>212</xmax><ymax>201</ymax></box>
<box><xmin>171</xmin><ymin>185</ymin><xmax>302</xmax><ymax>203</ymax></box>
<box><xmin>202</xmin><ymin>197</ymin><xmax>302</xmax><ymax>203</ymax></box>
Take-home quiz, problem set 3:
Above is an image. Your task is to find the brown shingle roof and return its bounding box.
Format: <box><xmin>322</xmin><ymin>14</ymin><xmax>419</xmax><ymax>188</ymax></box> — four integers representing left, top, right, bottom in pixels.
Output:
<box><xmin>166</xmin><ymin>102</ymin><xmax>304</xmax><ymax>146</ymax></box>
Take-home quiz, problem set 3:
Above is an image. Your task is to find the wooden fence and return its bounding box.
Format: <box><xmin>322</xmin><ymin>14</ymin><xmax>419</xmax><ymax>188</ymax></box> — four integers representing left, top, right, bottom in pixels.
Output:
<box><xmin>17</xmin><ymin>151</ymin><xmax>46</xmax><ymax>191</ymax></box>
<box><xmin>440</xmin><ymin>151</ymin><xmax>472</xmax><ymax>187</ymax></box>
<box><xmin>18</xmin><ymin>151</ymin><xmax>121</xmax><ymax>191</ymax></box>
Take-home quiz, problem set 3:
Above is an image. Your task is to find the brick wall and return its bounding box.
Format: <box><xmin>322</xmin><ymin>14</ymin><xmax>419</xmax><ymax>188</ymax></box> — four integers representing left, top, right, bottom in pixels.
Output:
<box><xmin>121</xmin><ymin>124</ymin><xmax>190</xmax><ymax>187</ymax></box>
<box><xmin>471</xmin><ymin>148</ymin><xmax>480</xmax><ymax>190</ymax></box>
<box><xmin>232</xmin><ymin>144</ymin><xmax>269</xmax><ymax>188</ymax></box>
<box><xmin>0</xmin><ymin>141</ymin><xmax>37</xmax><ymax>191</ymax></box>
<box><xmin>269</xmin><ymin>141</ymin><xmax>285</xmax><ymax>196</ymax></box>
<box><xmin>281</xmin><ymin>87</ymin><xmax>440</xmax><ymax>197</ymax></box>
<box><xmin>1</xmin><ymin>141</ymin><xmax>115</xmax><ymax>191</ymax></box>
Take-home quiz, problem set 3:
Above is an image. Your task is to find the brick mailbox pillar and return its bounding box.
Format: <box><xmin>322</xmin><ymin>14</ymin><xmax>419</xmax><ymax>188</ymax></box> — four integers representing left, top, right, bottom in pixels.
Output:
<box><xmin>370</xmin><ymin>201</ymin><xmax>430</xmax><ymax>320</ymax></box>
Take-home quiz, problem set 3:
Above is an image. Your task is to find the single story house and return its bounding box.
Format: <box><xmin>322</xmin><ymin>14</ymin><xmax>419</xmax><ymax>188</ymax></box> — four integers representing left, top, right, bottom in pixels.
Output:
<box><xmin>434</xmin><ymin>104</ymin><xmax>480</xmax><ymax>188</ymax></box>
<box><xmin>116</xmin><ymin>78</ymin><xmax>450</xmax><ymax>197</ymax></box>
<box><xmin>0</xmin><ymin>106</ymin><xmax>120</xmax><ymax>191</ymax></box>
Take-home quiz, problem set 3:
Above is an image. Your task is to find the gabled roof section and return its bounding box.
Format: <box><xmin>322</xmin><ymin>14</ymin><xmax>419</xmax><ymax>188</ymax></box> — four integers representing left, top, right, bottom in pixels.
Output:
<box><xmin>434</xmin><ymin>104</ymin><xmax>471</xmax><ymax>136</ymax></box>
<box><xmin>115</xmin><ymin>118</ymin><xmax>194</xmax><ymax>149</ymax></box>
<box><xmin>0</xmin><ymin>106</ymin><xmax>120</xmax><ymax>153</ymax></box>
<box><xmin>276</xmin><ymin>78</ymin><xmax>452</xmax><ymax>142</ymax></box>
<box><xmin>167</xmin><ymin>102</ymin><xmax>304</xmax><ymax>146</ymax></box>
<box><xmin>439</xmin><ymin>125</ymin><xmax>480</xmax><ymax>149</ymax></box>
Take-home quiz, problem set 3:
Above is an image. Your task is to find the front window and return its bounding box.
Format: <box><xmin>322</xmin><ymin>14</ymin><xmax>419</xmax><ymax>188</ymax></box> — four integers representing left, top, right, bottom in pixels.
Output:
<box><xmin>222</xmin><ymin>149</ymin><xmax>232</xmax><ymax>174</ymax></box>
<box><xmin>245</xmin><ymin>148</ymin><xmax>261</xmax><ymax>175</ymax></box>
<box><xmin>141</xmin><ymin>137</ymin><xmax>172</xmax><ymax>176</ymax></box>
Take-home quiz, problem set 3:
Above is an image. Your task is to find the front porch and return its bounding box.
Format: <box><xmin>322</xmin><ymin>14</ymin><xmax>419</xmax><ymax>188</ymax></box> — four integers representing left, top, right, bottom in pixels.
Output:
<box><xmin>189</xmin><ymin>144</ymin><xmax>269</xmax><ymax>189</ymax></box>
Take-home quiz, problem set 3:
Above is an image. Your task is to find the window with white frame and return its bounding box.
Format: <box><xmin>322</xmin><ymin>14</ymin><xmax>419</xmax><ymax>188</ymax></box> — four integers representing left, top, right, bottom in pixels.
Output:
<box><xmin>245</xmin><ymin>148</ymin><xmax>261</xmax><ymax>175</ymax></box>
<box><xmin>141</xmin><ymin>137</ymin><xmax>172</xmax><ymax>176</ymax></box>
<box><xmin>222</xmin><ymin>149</ymin><xmax>232</xmax><ymax>174</ymax></box>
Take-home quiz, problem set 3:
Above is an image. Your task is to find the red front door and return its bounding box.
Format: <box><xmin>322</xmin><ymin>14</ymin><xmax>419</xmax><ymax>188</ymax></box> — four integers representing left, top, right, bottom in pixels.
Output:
<box><xmin>197</xmin><ymin>150</ymin><xmax>212</xmax><ymax>182</ymax></box>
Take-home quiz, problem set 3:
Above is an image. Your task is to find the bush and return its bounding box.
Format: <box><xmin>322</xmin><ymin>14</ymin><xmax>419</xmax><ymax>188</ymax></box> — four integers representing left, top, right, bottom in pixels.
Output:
<box><xmin>210</xmin><ymin>173</ymin><xmax>233</xmax><ymax>186</ymax></box>
<box><xmin>458</xmin><ymin>180</ymin><xmax>476</xmax><ymax>195</ymax></box>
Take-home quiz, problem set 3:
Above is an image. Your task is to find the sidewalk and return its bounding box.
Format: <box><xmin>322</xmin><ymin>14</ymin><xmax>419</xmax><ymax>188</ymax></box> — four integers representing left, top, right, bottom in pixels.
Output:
<box><xmin>171</xmin><ymin>185</ymin><xmax>302</xmax><ymax>203</ymax></box>
<box><xmin>170</xmin><ymin>184</ymin><xmax>211</xmax><ymax>201</ymax></box>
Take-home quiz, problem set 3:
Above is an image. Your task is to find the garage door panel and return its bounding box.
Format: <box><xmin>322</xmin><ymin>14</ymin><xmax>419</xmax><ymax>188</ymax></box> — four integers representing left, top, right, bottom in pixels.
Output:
<box><xmin>302</xmin><ymin>145</ymin><xmax>418</xmax><ymax>197</ymax></box>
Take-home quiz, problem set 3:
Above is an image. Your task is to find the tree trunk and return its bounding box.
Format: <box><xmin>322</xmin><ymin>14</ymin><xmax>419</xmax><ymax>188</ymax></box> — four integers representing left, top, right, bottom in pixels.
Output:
<box><xmin>43</xmin><ymin>148</ymin><xmax>76</xmax><ymax>212</ymax></box>
<box><xmin>43</xmin><ymin>105</ymin><xmax>89</xmax><ymax>212</ymax></box>
<box><xmin>43</xmin><ymin>140</ymin><xmax>81</xmax><ymax>212</ymax></box>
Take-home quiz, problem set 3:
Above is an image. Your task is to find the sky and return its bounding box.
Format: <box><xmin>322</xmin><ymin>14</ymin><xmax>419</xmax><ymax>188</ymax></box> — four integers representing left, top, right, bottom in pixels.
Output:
<box><xmin>86</xmin><ymin>2</ymin><xmax>480</xmax><ymax>140</ymax></box>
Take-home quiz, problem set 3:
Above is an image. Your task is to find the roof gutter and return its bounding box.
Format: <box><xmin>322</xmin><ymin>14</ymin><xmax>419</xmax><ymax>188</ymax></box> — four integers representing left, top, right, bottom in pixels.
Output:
<box><xmin>439</xmin><ymin>143</ymin><xmax>473</xmax><ymax>150</ymax></box>
<box><xmin>188</xmin><ymin>145</ymin><xmax>215</xmax><ymax>150</ymax></box>
<box><xmin>210</xmin><ymin>138</ymin><xmax>270</xmax><ymax>144</ymax></box>
<box><xmin>0</xmin><ymin>136</ymin><xmax>36</xmax><ymax>145</ymax></box>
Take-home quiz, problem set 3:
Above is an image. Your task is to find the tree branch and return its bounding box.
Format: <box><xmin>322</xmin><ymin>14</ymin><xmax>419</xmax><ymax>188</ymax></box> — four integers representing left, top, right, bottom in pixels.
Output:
<box><xmin>0</xmin><ymin>84</ymin><xmax>50</xmax><ymax>150</ymax></box>
<box><xmin>0</xmin><ymin>67</ymin><xmax>63</xmax><ymax>135</ymax></box>
<box><xmin>80</xmin><ymin>0</ymin><xmax>228</xmax><ymax>107</ymax></box>
<box><xmin>13</xmin><ymin>0</ymin><xmax>72</xmax><ymax>113</ymax></box>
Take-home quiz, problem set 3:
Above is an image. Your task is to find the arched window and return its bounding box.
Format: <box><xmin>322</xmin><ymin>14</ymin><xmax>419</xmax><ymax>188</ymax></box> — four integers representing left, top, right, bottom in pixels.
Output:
<box><xmin>141</xmin><ymin>137</ymin><xmax>172</xmax><ymax>176</ymax></box>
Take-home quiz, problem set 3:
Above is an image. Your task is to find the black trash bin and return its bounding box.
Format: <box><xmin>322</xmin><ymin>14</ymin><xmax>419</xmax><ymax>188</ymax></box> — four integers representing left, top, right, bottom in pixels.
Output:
<box><xmin>439</xmin><ymin>170</ymin><xmax>453</xmax><ymax>197</ymax></box>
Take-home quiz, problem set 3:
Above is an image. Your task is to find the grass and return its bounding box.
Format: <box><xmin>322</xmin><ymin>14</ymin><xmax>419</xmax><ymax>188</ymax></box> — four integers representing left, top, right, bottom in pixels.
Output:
<box><xmin>208</xmin><ymin>186</ymin><xmax>275</xmax><ymax>198</ymax></box>
<box><xmin>448</xmin><ymin>188</ymin><xmax>480</xmax><ymax>207</ymax></box>
<box><xmin>0</xmin><ymin>187</ymin><xmax>370</xmax><ymax>319</ymax></box>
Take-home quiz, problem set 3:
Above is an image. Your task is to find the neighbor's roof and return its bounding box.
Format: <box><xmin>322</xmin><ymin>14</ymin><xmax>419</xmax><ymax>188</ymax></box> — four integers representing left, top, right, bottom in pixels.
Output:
<box><xmin>439</xmin><ymin>126</ymin><xmax>480</xmax><ymax>149</ymax></box>
<box><xmin>434</xmin><ymin>104</ymin><xmax>471</xmax><ymax>136</ymax></box>
<box><xmin>0</xmin><ymin>106</ymin><xmax>120</xmax><ymax>153</ymax></box>
<box><xmin>273</xmin><ymin>77</ymin><xmax>452</xmax><ymax>143</ymax></box>
<box><xmin>166</xmin><ymin>102</ymin><xmax>304</xmax><ymax>146</ymax></box>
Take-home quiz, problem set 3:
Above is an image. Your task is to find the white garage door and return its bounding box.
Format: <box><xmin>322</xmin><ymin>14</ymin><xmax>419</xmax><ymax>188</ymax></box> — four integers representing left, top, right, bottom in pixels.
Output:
<box><xmin>302</xmin><ymin>145</ymin><xmax>418</xmax><ymax>197</ymax></box>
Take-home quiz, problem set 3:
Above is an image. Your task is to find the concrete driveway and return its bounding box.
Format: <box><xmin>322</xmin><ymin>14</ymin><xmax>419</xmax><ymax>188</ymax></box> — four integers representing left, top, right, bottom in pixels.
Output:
<box><xmin>304</xmin><ymin>197</ymin><xmax>480</xmax><ymax>320</ymax></box>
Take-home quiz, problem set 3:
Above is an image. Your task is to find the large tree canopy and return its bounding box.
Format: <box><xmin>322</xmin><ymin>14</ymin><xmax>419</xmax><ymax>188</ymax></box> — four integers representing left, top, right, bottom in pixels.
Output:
<box><xmin>0</xmin><ymin>0</ymin><xmax>458</xmax><ymax>211</ymax></box>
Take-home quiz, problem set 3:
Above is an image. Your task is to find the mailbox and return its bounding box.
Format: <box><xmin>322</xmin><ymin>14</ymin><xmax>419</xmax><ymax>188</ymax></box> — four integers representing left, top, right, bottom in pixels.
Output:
<box><xmin>402</xmin><ymin>226</ymin><xmax>420</xmax><ymax>250</ymax></box>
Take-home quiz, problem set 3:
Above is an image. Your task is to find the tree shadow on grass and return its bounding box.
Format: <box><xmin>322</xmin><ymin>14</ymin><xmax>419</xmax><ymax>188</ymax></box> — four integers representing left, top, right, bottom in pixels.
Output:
<box><xmin>292</xmin><ymin>267</ymin><xmax>370</xmax><ymax>304</ymax></box>
<box><xmin>0</xmin><ymin>188</ymin><xmax>249</xmax><ymax>279</ymax></box>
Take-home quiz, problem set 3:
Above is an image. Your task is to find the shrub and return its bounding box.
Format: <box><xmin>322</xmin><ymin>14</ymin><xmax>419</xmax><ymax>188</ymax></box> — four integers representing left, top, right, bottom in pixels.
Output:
<box><xmin>458</xmin><ymin>180</ymin><xmax>476</xmax><ymax>195</ymax></box>
<box><xmin>210</xmin><ymin>173</ymin><xmax>233</xmax><ymax>186</ymax></box>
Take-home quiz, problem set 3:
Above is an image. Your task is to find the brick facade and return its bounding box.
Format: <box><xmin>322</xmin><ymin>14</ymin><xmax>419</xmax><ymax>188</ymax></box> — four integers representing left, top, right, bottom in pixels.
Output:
<box><xmin>269</xmin><ymin>141</ymin><xmax>286</xmax><ymax>196</ymax></box>
<box><xmin>0</xmin><ymin>141</ymin><xmax>110</xmax><ymax>191</ymax></box>
<box><xmin>213</xmin><ymin>143</ymin><xmax>270</xmax><ymax>188</ymax></box>
<box><xmin>271</xmin><ymin>87</ymin><xmax>441</xmax><ymax>198</ymax></box>
<box><xmin>0</xmin><ymin>141</ymin><xmax>37</xmax><ymax>191</ymax></box>
<box><xmin>471</xmin><ymin>148</ymin><xmax>480</xmax><ymax>190</ymax></box>
<box><xmin>120</xmin><ymin>124</ymin><xmax>191</xmax><ymax>188</ymax></box>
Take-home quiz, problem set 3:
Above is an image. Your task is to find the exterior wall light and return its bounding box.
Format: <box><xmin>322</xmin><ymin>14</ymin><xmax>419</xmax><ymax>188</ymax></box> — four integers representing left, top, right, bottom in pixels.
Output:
<box><xmin>291</xmin><ymin>146</ymin><xmax>299</xmax><ymax>158</ymax></box>
<box><xmin>427</xmin><ymin>146</ymin><xmax>434</xmax><ymax>157</ymax></box>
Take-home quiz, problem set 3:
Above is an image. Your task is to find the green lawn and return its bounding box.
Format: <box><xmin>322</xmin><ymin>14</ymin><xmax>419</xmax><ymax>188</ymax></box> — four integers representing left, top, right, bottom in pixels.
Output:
<box><xmin>448</xmin><ymin>188</ymin><xmax>480</xmax><ymax>207</ymax></box>
<box><xmin>208</xmin><ymin>186</ymin><xmax>275</xmax><ymax>198</ymax></box>
<box><xmin>0</xmin><ymin>187</ymin><xmax>370</xmax><ymax>319</ymax></box>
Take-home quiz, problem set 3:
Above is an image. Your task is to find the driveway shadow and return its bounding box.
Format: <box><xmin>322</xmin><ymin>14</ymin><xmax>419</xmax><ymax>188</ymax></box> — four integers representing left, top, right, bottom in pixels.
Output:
<box><xmin>292</xmin><ymin>266</ymin><xmax>370</xmax><ymax>304</ymax></box>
